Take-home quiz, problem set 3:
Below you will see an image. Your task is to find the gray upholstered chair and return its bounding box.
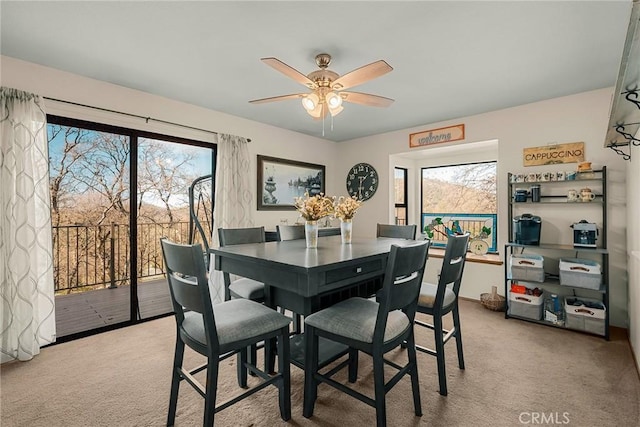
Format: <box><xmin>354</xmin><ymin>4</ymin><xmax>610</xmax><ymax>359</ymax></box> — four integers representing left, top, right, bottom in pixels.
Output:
<box><xmin>218</xmin><ymin>227</ymin><xmax>266</xmax><ymax>302</ymax></box>
<box><xmin>160</xmin><ymin>238</ymin><xmax>291</xmax><ymax>426</ymax></box>
<box><xmin>303</xmin><ymin>240</ymin><xmax>430</xmax><ymax>427</ymax></box>
<box><xmin>415</xmin><ymin>233</ymin><xmax>470</xmax><ymax>396</ymax></box>
<box><xmin>376</xmin><ymin>223</ymin><xmax>417</xmax><ymax>240</ymax></box>
<box><xmin>276</xmin><ymin>224</ymin><xmax>305</xmax><ymax>241</ymax></box>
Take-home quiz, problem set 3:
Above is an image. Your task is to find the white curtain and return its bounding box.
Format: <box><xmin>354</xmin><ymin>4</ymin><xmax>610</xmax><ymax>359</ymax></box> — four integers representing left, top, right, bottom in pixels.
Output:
<box><xmin>0</xmin><ymin>87</ymin><xmax>56</xmax><ymax>362</ymax></box>
<box><xmin>209</xmin><ymin>133</ymin><xmax>254</xmax><ymax>303</ymax></box>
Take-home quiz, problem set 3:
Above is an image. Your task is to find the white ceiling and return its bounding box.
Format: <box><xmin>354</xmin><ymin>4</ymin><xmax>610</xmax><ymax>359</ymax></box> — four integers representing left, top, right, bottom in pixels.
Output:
<box><xmin>0</xmin><ymin>1</ymin><xmax>634</xmax><ymax>142</ymax></box>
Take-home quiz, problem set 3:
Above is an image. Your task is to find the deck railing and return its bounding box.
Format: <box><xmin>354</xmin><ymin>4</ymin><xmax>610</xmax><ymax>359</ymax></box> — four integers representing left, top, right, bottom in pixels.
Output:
<box><xmin>52</xmin><ymin>221</ymin><xmax>197</xmax><ymax>293</ymax></box>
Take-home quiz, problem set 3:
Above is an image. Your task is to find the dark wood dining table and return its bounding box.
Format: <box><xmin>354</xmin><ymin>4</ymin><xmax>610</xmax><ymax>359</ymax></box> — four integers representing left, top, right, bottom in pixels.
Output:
<box><xmin>210</xmin><ymin>235</ymin><xmax>417</xmax><ymax>368</ymax></box>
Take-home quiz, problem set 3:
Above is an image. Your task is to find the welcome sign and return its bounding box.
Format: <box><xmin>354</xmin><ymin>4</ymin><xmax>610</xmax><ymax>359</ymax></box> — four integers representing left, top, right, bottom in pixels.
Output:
<box><xmin>409</xmin><ymin>124</ymin><xmax>465</xmax><ymax>148</ymax></box>
<box><xmin>523</xmin><ymin>142</ymin><xmax>585</xmax><ymax>166</ymax></box>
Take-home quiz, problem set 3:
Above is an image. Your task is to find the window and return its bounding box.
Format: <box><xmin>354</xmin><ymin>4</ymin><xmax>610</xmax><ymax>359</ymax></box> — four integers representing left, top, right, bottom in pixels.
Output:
<box><xmin>394</xmin><ymin>167</ymin><xmax>408</xmax><ymax>225</ymax></box>
<box><xmin>421</xmin><ymin>161</ymin><xmax>497</xmax><ymax>252</ymax></box>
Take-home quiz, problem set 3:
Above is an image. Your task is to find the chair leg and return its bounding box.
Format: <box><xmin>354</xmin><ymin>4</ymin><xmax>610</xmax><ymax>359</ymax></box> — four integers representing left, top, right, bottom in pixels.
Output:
<box><xmin>265</xmin><ymin>338</ymin><xmax>276</xmax><ymax>374</ymax></box>
<box><xmin>406</xmin><ymin>333</ymin><xmax>422</xmax><ymax>417</ymax></box>
<box><xmin>433</xmin><ymin>315</ymin><xmax>448</xmax><ymax>396</ymax></box>
<box><xmin>277</xmin><ymin>327</ymin><xmax>292</xmax><ymax>421</ymax></box>
<box><xmin>453</xmin><ymin>305</ymin><xmax>465</xmax><ymax>370</ymax></box>
<box><xmin>237</xmin><ymin>348</ymin><xmax>248</xmax><ymax>388</ymax></box>
<box><xmin>372</xmin><ymin>351</ymin><xmax>387</xmax><ymax>427</ymax></box>
<box><xmin>348</xmin><ymin>348</ymin><xmax>359</xmax><ymax>383</ymax></box>
<box><xmin>247</xmin><ymin>344</ymin><xmax>257</xmax><ymax>377</ymax></box>
<box><xmin>203</xmin><ymin>357</ymin><xmax>219</xmax><ymax>427</ymax></box>
<box><xmin>303</xmin><ymin>326</ymin><xmax>319</xmax><ymax>418</ymax></box>
<box><xmin>167</xmin><ymin>339</ymin><xmax>185</xmax><ymax>426</ymax></box>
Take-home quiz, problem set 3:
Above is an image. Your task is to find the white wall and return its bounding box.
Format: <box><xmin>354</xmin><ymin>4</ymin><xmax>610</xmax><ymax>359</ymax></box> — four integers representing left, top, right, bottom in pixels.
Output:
<box><xmin>1</xmin><ymin>56</ymin><xmax>632</xmax><ymax>328</ymax></box>
<box><xmin>626</xmin><ymin>134</ymin><xmax>640</xmax><ymax>368</ymax></box>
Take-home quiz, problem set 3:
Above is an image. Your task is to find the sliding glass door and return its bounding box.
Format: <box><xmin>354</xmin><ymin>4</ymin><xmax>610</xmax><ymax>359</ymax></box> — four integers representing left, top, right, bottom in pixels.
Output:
<box><xmin>47</xmin><ymin>116</ymin><xmax>215</xmax><ymax>339</ymax></box>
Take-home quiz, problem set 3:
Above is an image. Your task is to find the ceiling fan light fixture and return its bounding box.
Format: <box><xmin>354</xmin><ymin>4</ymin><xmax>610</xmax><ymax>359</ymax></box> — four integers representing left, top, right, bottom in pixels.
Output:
<box><xmin>302</xmin><ymin>93</ymin><xmax>319</xmax><ymax>111</ymax></box>
<box><xmin>328</xmin><ymin>105</ymin><xmax>343</xmax><ymax>117</ymax></box>
<box><xmin>326</xmin><ymin>91</ymin><xmax>343</xmax><ymax>109</ymax></box>
<box><xmin>306</xmin><ymin>102</ymin><xmax>324</xmax><ymax>118</ymax></box>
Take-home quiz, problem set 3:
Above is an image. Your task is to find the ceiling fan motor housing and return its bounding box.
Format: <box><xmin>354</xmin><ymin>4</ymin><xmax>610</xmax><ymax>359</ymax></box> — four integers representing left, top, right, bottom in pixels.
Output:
<box><xmin>307</xmin><ymin>69</ymin><xmax>339</xmax><ymax>88</ymax></box>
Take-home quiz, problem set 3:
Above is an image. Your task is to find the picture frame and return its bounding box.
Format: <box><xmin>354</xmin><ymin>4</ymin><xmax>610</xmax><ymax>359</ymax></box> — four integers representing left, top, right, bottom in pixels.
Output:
<box><xmin>257</xmin><ymin>155</ymin><xmax>326</xmax><ymax>211</ymax></box>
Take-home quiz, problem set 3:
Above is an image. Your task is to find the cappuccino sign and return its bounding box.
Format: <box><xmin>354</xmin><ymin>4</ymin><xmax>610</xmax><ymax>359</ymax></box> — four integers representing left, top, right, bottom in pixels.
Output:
<box><xmin>523</xmin><ymin>142</ymin><xmax>585</xmax><ymax>166</ymax></box>
<box><xmin>409</xmin><ymin>124</ymin><xmax>465</xmax><ymax>148</ymax></box>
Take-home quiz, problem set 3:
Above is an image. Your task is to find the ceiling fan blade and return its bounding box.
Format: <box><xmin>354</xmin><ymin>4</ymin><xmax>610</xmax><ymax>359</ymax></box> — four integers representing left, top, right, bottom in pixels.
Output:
<box><xmin>249</xmin><ymin>93</ymin><xmax>305</xmax><ymax>104</ymax></box>
<box><xmin>332</xmin><ymin>60</ymin><xmax>393</xmax><ymax>90</ymax></box>
<box><xmin>261</xmin><ymin>57</ymin><xmax>317</xmax><ymax>89</ymax></box>
<box><xmin>341</xmin><ymin>91</ymin><xmax>394</xmax><ymax>108</ymax></box>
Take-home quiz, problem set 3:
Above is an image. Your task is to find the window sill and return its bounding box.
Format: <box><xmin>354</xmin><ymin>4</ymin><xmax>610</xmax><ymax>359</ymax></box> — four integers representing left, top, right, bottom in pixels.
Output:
<box><xmin>428</xmin><ymin>248</ymin><xmax>503</xmax><ymax>265</ymax></box>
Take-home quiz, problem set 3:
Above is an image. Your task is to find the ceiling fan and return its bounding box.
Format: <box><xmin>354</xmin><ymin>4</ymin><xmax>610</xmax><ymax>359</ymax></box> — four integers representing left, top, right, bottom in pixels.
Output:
<box><xmin>249</xmin><ymin>53</ymin><xmax>394</xmax><ymax>119</ymax></box>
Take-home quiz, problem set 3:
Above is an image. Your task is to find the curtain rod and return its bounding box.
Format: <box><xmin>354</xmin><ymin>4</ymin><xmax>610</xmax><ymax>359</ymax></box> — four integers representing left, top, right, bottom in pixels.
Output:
<box><xmin>43</xmin><ymin>96</ymin><xmax>251</xmax><ymax>142</ymax></box>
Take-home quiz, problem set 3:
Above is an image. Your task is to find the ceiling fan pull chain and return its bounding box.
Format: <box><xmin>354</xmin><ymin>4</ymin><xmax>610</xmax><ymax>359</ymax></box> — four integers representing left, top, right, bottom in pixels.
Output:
<box><xmin>322</xmin><ymin>108</ymin><xmax>325</xmax><ymax>137</ymax></box>
<box><xmin>322</xmin><ymin>101</ymin><xmax>326</xmax><ymax>137</ymax></box>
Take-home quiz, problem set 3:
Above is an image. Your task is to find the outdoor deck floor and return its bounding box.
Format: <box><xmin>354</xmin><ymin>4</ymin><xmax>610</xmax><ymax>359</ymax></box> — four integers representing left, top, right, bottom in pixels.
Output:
<box><xmin>55</xmin><ymin>278</ymin><xmax>173</xmax><ymax>338</ymax></box>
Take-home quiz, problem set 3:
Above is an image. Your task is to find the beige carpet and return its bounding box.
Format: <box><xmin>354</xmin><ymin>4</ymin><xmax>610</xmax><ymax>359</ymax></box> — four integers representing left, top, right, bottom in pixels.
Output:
<box><xmin>2</xmin><ymin>300</ymin><xmax>639</xmax><ymax>427</ymax></box>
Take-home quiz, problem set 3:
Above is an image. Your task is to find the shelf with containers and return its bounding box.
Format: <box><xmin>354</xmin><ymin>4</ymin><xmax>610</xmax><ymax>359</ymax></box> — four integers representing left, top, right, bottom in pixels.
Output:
<box><xmin>505</xmin><ymin>167</ymin><xmax>609</xmax><ymax>340</ymax></box>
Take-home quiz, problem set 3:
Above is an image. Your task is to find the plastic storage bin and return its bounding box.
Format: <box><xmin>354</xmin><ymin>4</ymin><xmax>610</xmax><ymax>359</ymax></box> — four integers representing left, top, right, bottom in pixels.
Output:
<box><xmin>564</xmin><ymin>297</ymin><xmax>606</xmax><ymax>336</ymax></box>
<box><xmin>508</xmin><ymin>290</ymin><xmax>544</xmax><ymax>320</ymax></box>
<box><xmin>559</xmin><ymin>258</ymin><xmax>602</xmax><ymax>290</ymax></box>
<box><xmin>510</xmin><ymin>254</ymin><xmax>545</xmax><ymax>282</ymax></box>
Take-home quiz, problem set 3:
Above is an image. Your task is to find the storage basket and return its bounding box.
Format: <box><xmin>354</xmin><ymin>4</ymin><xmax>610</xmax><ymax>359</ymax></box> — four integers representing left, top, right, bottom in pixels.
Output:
<box><xmin>559</xmin><ymin>258</ymin><xmax>602</xmax><ymax>290</ymax></box>
<box><xmin>508</xmin><ymin>289</ymin><xmax>544</xmax><ymax>320</ymax></box>
<box><xmin>480</xmin><ymin>286</ymin><xmax>506</xmax><ymax>311</ymax></box>
<box><xmin>510</xmin><ymin>254</ymin><xmax>545</xmax><ymax>282</ymax></box>
<box><xmin>564</xmin><ymin>297</ymin><xmax>606</xmax><ymax>336</ymax></box>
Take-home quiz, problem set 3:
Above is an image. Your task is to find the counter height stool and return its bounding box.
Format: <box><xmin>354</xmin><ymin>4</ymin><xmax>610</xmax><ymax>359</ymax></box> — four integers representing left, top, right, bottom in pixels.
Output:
<box><xmin>376</xmin><ymin>223</ymin><xmax>417</xmax><ymax>240</ymax></box>
<box><xmin>217</xmin><ymin>227</ymin><xmax>267</xmax><ymax>302</ymax></box>
<box><xmin>218</xmin><ymin>226</ymin><xmax>272</xmax><ymax>371</ymax></box>
<box><xmin>160</xmin><ymin>238</ymin><xmax>291</xmax><ymax>427</ymax></box>
<box><xmin>276</xmin><ymin>224</ymin><xmax>305</xmax><ymax>241</ymax></box>
<box><xmin>415</xmin><ymin>233</ymin><xmax>470</xmax><ymax>396</ymax></box>
<box><xmin>303</xmin><ymin>240</ymin><xmax>430</xmax><ymax>427</ymax></box>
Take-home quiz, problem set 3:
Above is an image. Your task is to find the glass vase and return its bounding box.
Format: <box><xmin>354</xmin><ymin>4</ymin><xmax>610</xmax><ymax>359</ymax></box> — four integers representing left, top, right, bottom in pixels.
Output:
<box><xmin>305</xmin><ymin>220</ymin><xmax>319</xmax><ymax>249</ymax></box>
<box><xmin>340</xmin><ymin>219</ymin><xmax>353</xmax><ymax>244</ymax></box>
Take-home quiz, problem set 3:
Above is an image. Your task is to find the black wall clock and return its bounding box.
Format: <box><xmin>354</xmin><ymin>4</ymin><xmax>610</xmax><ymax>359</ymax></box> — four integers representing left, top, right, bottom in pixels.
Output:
<box><xmin>346</xmin><ymin>163</ymin><xmax>379</xmax><ymax>201</ymax></box>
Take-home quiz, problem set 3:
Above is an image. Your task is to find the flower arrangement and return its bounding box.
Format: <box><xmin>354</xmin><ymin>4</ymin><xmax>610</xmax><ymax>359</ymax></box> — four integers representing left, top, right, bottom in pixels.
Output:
<box><xmin>333</xmin><ymin>195</ymin><xmax>362</xmax><ymax>221</ymax></box>
<box><xmin>294</xmin><ymin>192</ymin><xmax>334</xmax><ymax>222</ymax></box>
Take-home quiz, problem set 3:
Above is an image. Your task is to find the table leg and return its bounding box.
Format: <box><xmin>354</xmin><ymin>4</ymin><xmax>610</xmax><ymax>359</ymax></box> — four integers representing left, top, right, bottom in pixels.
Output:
<box><xmin>264</xmin><ymin>285</ymin><xmax>277</xmax><ymax>374</ymax></box>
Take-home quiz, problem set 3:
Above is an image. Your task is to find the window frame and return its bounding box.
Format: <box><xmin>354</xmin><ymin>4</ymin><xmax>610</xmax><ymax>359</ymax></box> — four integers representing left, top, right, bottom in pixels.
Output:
<box><xmin>394</xmin><ymin>167</ymin><xmax>408</xmax><ymax>225</ymax></box>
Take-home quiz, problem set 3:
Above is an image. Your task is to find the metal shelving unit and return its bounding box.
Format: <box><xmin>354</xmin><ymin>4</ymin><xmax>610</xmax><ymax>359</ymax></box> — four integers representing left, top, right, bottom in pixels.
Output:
<box><xmin>505</xmin><ymin>167</ymin><xmax>609</xmax><ymax>340</ymax></box>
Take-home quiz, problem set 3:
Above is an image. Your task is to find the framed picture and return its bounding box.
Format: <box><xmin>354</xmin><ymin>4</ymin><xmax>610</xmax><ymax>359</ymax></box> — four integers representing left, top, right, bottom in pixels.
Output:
<box><xmin>257</xmin><ymin>155</ymin><xmax>326</xmax><ymax>210</ymax></box>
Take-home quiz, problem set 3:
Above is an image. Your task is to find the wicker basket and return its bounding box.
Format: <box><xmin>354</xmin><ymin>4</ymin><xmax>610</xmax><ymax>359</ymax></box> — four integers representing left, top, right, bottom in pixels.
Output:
<box><xmin>480</xmin><ymin>286</ymin><xmax>506</xmax><ymax>312</ymax></box>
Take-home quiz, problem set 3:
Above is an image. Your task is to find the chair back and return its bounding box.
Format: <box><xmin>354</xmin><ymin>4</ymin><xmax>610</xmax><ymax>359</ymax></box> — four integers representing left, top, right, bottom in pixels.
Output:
<box><xmin>276</xmin><ymin>224</ymin><xmax>305</xmax><ymax>241</ymax></box>
<box><xmin>160</xmin><ymin>238</ymin><xmax>219</xmax><ymax>348</ymax></box>
<box><xmin>374</xmin><ymin>240</ymin><xmax>430</xmax><ymax>343</ymax></box>
<box><xmin>435</xmin><ymin>233</ymin><xmax>470</xmax><ymax>306</ymax></box>
<box><xmin>218</xmin><ymin>226</ymin><xmax>266</xmax><ymax>246</ymax></box>
<box><xmin>376</xmin><ymin>223</ymin><xmax>417</xmax><ymax>240</ymax></box>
